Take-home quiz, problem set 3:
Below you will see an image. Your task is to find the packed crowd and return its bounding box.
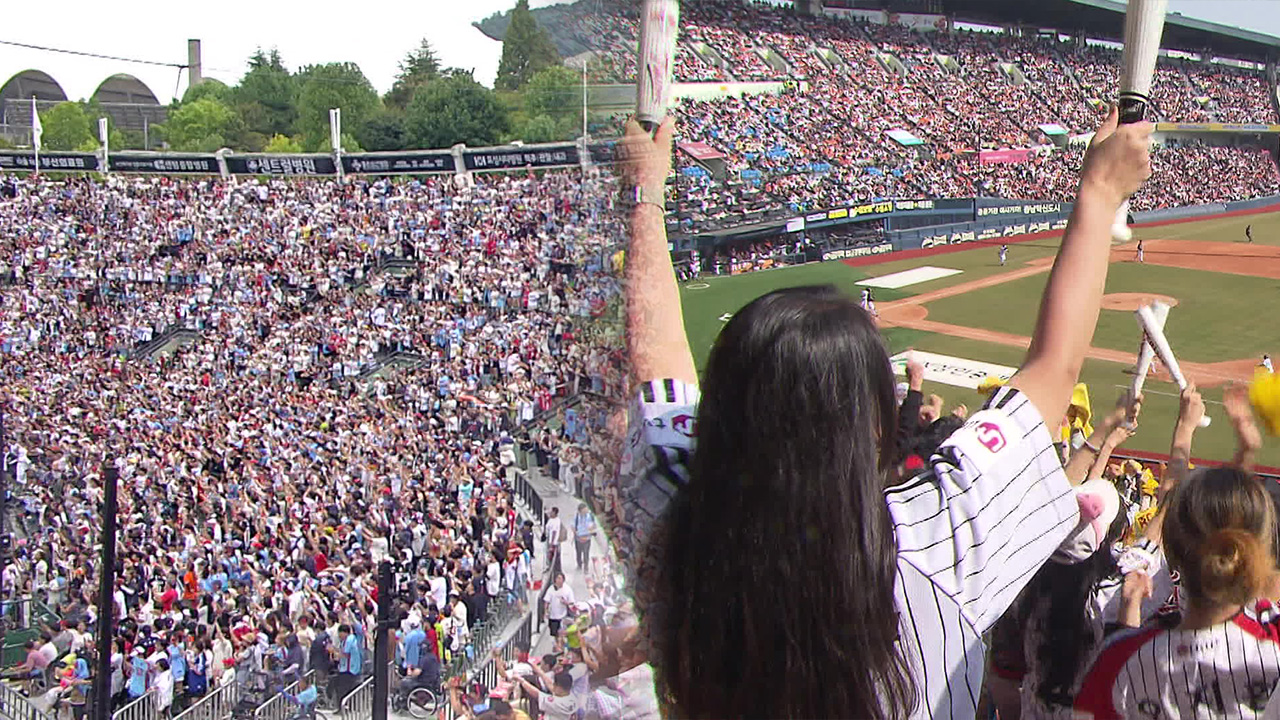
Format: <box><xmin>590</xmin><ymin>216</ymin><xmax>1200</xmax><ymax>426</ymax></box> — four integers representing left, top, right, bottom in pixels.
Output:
<box><xmin>569</xmin><ymin>0</ymin><xmax>1280</xmax><ymax>229</ymax></box>
<box><xmin>0</xmin><ymin>168</ymin><xmax>627</xmax><ymax>716</ymax></box>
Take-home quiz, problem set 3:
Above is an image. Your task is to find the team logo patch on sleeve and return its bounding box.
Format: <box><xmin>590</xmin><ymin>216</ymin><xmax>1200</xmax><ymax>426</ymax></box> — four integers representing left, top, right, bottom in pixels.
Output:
<box><xmin>671</xmin><ymin>414</ymin><xmax>696</xmax><ymax>437</ymax></box>
<box><xmin>976</xmin><ymin>421</ymin><xmax>1007</xmax><ymax>453</ymax></box>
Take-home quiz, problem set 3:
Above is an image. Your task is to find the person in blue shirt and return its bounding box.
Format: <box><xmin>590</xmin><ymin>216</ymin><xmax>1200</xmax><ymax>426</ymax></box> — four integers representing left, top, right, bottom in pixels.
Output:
<box><xmin>285</xmin><ymin>674</ymin><xmax>318</xmax><ymax>720</ymax></box>
<box><xmin>127</xmin><ymin>648</ymin><xmax>149</xmax><ymax>699</ymax></box>
<box><xmin>332</xmin><ymin>624</ymin><xmax>362</xmax><ymax>704</ymax></box>
<box><xmin>402</xmin><ymin>621</ymin><xmax>426</xmax><ymax>672</ymax></box>
<box><xmin>167</xmin><ymin>634</ymin><xmax>187</xmax><ymax>710</ymax></box>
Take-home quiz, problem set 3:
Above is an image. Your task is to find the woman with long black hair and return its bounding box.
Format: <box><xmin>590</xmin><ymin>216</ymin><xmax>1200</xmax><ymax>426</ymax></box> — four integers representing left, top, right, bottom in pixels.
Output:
<box><xmin>613</xmin><ymin>105</ymin><xmax>1152</xmax><ymax>719</ymax></box>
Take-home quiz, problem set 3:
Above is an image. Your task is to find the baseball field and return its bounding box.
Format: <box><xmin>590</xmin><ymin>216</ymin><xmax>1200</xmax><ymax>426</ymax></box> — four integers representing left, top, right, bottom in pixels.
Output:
<box><xmin>680</xmin><ymin>208</ymin><xmax>1280</xmax><ymax>468</ymax></box>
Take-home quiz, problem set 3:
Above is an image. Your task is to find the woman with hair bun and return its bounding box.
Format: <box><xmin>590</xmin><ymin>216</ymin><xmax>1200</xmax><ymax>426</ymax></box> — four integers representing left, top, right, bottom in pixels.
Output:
<box><xmin>1075</xmin><ymin>386</ymin><xmax>1279</xmax><ymax>719</ymax></box>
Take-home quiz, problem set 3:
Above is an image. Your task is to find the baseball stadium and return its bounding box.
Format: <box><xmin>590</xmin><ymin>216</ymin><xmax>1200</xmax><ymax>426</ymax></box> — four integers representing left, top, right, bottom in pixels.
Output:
<box><xmin>531</xmin><ymin>0</ymin><xmax>1280</xmax><ymax>468</ymax></box>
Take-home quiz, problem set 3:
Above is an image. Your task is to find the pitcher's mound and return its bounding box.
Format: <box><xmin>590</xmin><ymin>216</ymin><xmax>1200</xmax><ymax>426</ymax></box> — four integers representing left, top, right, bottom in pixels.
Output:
<box><xmin>1101</xmin><ymin>293</ymin><xmax>1180</xmax><ymax>312</ymax></box>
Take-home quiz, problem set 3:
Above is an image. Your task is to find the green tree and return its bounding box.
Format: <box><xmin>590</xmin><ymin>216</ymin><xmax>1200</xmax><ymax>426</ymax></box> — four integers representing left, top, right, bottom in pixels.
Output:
<box><xmin>230</xmin><ymin>49</ymin><xmax>297</xmax><ymax>139</ymax></box>
<box><xmin>161</xmin><ymin>97</ymin><xmax>242</xmax><ymax>152</ymax></box>
<box><xmin>384</xmin><ymin>39</ymin><xmax>441</xmax><ymax>111</ymax></box>
<box><xmin>294</xmin><ymin>62</ymin><xmax>380</xmax><ymax>151</ymax></box>
<box><xmin>79</xmin><ymin>101</ymin><xmax>129</xmax><ymax>151</ymax></box>
<box><xmin>518</xmin><ymin>114</ymin><xmax>560</xmax><ymax>143</ymax></box>
<box><xmin>405</xmin><ymin>72</ymin><xmax>509</xmax><ymax>149</ymax></box>
<box><xmin>263</xmin><ymin>134</ymin><xmax>304</xmax><ymax>153</ymax></box>
<box><xmin>181</xmin><ymin>78</ymin><xmax>231</xmax><ymax>105</ymax></box>
<box><xmin>0</xmin><ymin>136</ymin><xmax>13</xmax><ymax>150</ymax></box>
<box><xmin>358</xmin><ymin>110</ymin><xmax>407</xmax><ymax>151</ymax></box>
<box><xmin>524</xmin><ymin>65</ymin><xmax>581</xmax><ymax>128</ymax></box>
<box><xmin>39</xmin><ymin>103</ymin><xmax>94</xmax><ymax>151</ymax></box>
<box><xmin>495</xmin><ymin>0</ymin><xmax>560</xmax><ymax>91</ymax></box>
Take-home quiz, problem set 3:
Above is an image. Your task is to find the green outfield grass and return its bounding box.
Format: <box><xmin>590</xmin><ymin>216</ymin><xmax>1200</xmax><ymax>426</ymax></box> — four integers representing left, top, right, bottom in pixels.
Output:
<box><xmin>923</xmin><ymin>261</ymin><xmax>1280</xmax><ymax>364</ymax></box>
<box><xmin>679</xmin><ymin>209</ymin><xmax>1280</xmax><ymax>467</ymax></box>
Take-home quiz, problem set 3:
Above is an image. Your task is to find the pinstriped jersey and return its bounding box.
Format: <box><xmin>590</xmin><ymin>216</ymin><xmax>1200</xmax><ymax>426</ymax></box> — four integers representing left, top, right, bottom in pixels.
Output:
<box><xmin>888</xmin><ymin>386</ymin><xmax>1079</xmax><ymax>719</ymax></box>
<box><xmin>1075</xmin><ymin>601</ymin><xmax>1280</xmax><ymax>719</ymax></box>
<box><xmin>617</xmin><ymin>381</ymin><xmax>1078</xmax><ymax>719</ymax></box>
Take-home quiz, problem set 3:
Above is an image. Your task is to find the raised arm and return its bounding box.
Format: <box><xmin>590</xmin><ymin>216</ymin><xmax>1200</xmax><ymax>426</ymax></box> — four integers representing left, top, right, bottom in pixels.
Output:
<box><xmin>1141</xmin><ymin>385</ymin><xmax>1205</xmax><ymax>547</ymax></box>
<box><xmin>1063</xmin><ymin>393</ymin><xmax>1142</xmax><ymax>485</ymax></box>
<box><xmin>1008</xmin><ymin>108</ymin><xmax>1152</xmax><ymax>426</ymax></box>
<box><xmin>622</xmin><ymin>117</ymin><xmax>697</xmax><ymax>387</ymax></box>
<box><xmin>1223</xmin><ymin>383</ymin><xmax>1263</xmax><ymax>471</ymax></box>
<box><xmin>1087</xmin><ymin>423</ymin><xmax>1136</xmax><ymax>483</ymax></box>
<box><xmin>1164</xmin><ymin>385</ymin><xmax>1205</xmax><ymax>500</ymax></box>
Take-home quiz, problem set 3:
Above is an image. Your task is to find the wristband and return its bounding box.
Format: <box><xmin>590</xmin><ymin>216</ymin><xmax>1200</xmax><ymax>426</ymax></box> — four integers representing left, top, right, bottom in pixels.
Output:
<box><xmin>1082</xmin><ymin>438</ymin><xmax>1101</xmax><ymax>454</ymax></box>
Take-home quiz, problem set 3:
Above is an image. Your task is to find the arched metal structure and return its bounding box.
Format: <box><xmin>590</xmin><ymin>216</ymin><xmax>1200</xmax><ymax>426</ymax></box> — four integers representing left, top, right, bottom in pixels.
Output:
<box><xmin>0</xmin><ymin>69</ymin><xmax>68</xmax><ymax>105</ymax></box>
<box><xmin>91</xmin><ymin>73</ymin><xmax>160</xmax><ymax>105</ymax></box>
<box><xmin>0</xmin><ymin>70</ymin><xmax>69</xmax><ymax>140</ymax></box>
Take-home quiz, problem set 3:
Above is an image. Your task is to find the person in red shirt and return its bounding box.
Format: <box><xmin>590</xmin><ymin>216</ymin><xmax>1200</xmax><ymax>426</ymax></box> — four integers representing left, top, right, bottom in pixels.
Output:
<box><xmin>158</xmin><ymin>581</ymin><xmax>179</xmax><ymax>613</ymax></box>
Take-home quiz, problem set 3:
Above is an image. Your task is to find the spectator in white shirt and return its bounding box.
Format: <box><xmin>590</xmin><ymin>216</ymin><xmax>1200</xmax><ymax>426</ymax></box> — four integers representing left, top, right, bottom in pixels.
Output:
<box><xmin>544</xmin><ymin>572</ymin><xmax>576</xmax><ymax>639</ymax></box>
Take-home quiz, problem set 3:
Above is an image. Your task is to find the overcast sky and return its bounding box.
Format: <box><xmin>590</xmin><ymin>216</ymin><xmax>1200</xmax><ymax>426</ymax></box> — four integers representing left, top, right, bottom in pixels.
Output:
<box><xmin>2</xmin><ymin>0</ymin><xmax>1280</xmax><ymax>103</ymax></box>
<box><xmin>0</xmin><ymin>0</ymin><xmax>567</xmax><ymax>103</ymax></box>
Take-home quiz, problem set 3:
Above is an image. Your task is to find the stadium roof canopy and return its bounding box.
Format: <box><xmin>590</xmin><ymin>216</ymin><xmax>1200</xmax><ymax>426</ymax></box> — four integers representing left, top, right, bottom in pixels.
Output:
<box><xmin>931</xmin><ymin>0</ymin><xmax>1280</xmax><ymax>61</ymax></box>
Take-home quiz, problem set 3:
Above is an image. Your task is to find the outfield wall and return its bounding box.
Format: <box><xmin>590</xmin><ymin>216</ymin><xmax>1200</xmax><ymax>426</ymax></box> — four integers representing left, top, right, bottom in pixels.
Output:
<box><xmin>833</xmin><ymin>193</ymin><xmax>1280</xmax><ymax>268</ymax></box>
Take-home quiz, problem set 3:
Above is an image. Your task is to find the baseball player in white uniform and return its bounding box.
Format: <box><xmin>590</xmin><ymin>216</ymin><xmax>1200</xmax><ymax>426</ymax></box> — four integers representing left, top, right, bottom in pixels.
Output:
<box><xmin>860</xmin><ymin>288</ymin><xmax>877</xmax><ymax>317</ymax></box>
<box><xmin>1263</xmin><ymin>354</ymin><xmax>1274</xmax><ymax>373</ymax></box>
<box><xmin>999</xmin><ymin>244</ymin><xmax>1009</xmax><ymax>266</ymax></box>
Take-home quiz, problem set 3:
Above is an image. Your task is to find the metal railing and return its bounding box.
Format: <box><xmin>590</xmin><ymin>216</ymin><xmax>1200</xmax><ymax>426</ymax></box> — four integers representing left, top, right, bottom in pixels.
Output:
<box><xmin>440</xmin><ymin>614</ymin><xmax>535</xmax><ymax>720</ymax></box>
<box><xmin>0</xmin><ymin>679</ymin><xmax>54</xmax><ymax>720</ymax></box>
<box><xmin>509</xmin><ymin>468</ymin><xmax>544</xmax><ymax>525</ymax></box>
<box><xmin>171</xmin><ymin>680</ymin><xmax>240</xmax><ymax>720</ymax></box>
<box><xmin>111</xmin><ymin>689</ymin><xmax>158</xmax><ymax>720</ymax></box>
<box><xmin>336</xmin><ymin>664</ymin><xmax>384</xmax><ymax>720</ymax></box>
<box><xmin>253</xmin><ymin>670</ymin><xmax>313</xmax><ymax>720</ymax></box>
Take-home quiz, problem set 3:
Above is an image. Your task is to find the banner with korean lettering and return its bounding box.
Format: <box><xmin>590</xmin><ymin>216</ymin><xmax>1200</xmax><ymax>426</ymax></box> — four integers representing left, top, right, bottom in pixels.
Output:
<box><xmin>463</xmin><ymin>146</ymin><xmax>580</xmax><ymax>172</ymax></box>
<box><xmin>0</xmin><ymin>152</ymin><xmax>99</xmax><ymax>172</ymax></box>
<box><xmin>342</xmin><ymin>152</ymin><xmax>455</xmax><ymax>175</ymax></box>
<box><xmin>109</xmin><ymin>154</ymin><xmax>217</xmax><ymax>174</ymax></box>
<box><xmin>224</xmin><ymin>155</ymin><xmax>337</xmax><ymax>176</ymax></box>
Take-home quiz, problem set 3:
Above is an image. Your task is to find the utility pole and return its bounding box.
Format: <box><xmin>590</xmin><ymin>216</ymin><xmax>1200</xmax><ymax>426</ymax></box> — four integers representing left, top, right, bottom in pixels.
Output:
<box><xmin>92</xmin><ymin>463</ymin><xmax>119</xmax><ymax>720</ymax></box>
<box><xmin>372</xmin><ymin>560</ymin><xmax>392</xmax><ymax>720</ymax></box>
<box><xmin>0</xmin><ymin>408</ymin><xmax>8</xmax><ymax>654</ymax></box>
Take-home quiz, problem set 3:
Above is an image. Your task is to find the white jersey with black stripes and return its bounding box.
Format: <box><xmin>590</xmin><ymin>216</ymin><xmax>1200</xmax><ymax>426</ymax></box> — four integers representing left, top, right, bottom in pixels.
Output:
<box><xmin>619</xmin><ymin>380</ymin><xmax>1080</xmax><ymax>719</ymax></box>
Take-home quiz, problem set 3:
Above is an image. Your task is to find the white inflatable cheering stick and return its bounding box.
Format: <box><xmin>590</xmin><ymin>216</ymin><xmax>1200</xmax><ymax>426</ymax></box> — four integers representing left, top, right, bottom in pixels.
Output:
<box><xmin>1126</xmin><ymin>301</ymin><xmax>1169</xmax><ymax>428</ymax></box>
<box><xmin>1110</xmin><ymin>0</ymin><xmax>1168</xmax><ymax>243</ymax></box>
<box><xmin>1135</xmin><ymin>303</ymin><xmax>1211</xmax><ymax>427</ymax></box>
<box><xmin>636</xmin><ymin>0</ymin><xmax>680</xmax><ymax>135</ymax></box>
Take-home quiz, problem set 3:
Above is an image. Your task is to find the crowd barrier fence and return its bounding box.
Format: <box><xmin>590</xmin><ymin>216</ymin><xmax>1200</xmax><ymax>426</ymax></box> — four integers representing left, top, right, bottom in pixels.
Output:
<box><xmin>171</xmin><ymin>681</ymin><xmax>240</xmax><ymax>720</ymax></box>
<box><xmin>440</xmin><ymin>614</ymin><xmax>535</xmax><ymax>720</ymax></box>
<box><xmin>111</xmin><ymin>690</ymin><xmax>157</xmax><ymax>720</ymax></box>
<box><xmin>0</xmin><ymin>680</ymin><xmax>53</xmax><ymax>720</ymax></box>
<box><xmin>251</xmin><ymin>670</ymin><xmax>314</xmax><ymax>720</ymax></box>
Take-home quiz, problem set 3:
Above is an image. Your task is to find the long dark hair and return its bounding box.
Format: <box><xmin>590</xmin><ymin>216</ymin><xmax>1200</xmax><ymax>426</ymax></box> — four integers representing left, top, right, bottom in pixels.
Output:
<box><xmin>653</xmin><ymin>286</ymin><xmax>916</xmax><ymax>719</ymax></box>
<box><xmin>1020</xmin><ymin>508</ymin><xmax>1127</xmax><ymax>708</ymax></box>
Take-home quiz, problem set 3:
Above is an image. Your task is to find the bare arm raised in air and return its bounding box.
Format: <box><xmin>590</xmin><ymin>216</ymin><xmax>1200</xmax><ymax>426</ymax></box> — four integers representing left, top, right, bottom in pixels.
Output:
<box><xmin>1223</xmin><ymin>383</ymin><xmax>1263</xmax><ymax>471</ymax></box>
<box><xmin>1063</xmin><ymin>393</ymin><xmax>1142</xmax><ymax>485</ymax></box>
<box><xmin>622</xmin><ymin>117</ymin><xmax>697</xmax><ymax>388</ymax></box>
<box><xmin>1009</xmin><ymin>107</ymin><xmax>1153</xmax><ymax>438</ymax></box>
